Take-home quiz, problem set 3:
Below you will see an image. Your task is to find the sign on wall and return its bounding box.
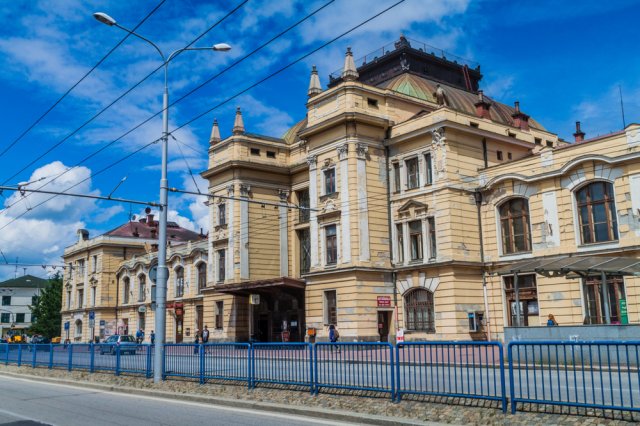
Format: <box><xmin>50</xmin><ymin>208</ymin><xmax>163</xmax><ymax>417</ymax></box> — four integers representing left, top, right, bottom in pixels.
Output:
<box><xmin>377</xmin><ymin>296</ymin><xmax>391</xmax><ymax>307</ymax></box>
<box><xmin>620</xmin><ymin>299</ymin><xmax>629</xmax><ymax>324</ymax></box>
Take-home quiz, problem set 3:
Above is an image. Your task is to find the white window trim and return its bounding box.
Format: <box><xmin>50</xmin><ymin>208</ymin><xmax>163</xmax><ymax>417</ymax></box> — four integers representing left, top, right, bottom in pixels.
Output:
<box><xmin>495</xmin><ymin>196</ymin><xmax>534</xmax><ymax>258</ymax></box>
<box><xmin>321</xmin><ymin>166</ymin><xmax>337</xmax><ymax>196</ymax></box>
<box><xmin>571</xmin><ymin>179</ymin><xmax>621</xmax><ymax>249</ymax></box>
<box><xmin>321</xmin><ymin>223</ymin><xmax>340</xmax><ymax>266</ymax></box>
<box><xmin>216</xmin><ymin>249</ymin><xmax>226</xmax><ymax>283</ymax></box>
<box><xmin>323</xmin><ymin>289</ymin><xmax>338</xmax><ymax>325</ymax></box>
<box><xmin>404</xmin><ymin>156</ymin><xmax>420</xmax><ymax>190</ymax></box>
<box><xmin>423</xmin><ymin>152</ymin><xmax>434</xmax><ymax>186</ymax></box>
<box><xmin>218</xmin><ymin>203</ymin><xmax>226</xmax><ymax>226</ymax></box>
<box><xmin>174</xmin><ymin>266</ymin><xmax>184</xmax><ymax>299</ymax></box>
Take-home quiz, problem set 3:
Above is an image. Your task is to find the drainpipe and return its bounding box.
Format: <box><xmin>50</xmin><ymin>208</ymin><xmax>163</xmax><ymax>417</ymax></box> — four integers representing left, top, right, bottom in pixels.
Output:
<box><xmin>385</xmin><ymin>141</ymin><xmax>399</xmax><ymax>337</ymax></box>
<box><xmin>474</xmin><ymin>190</ymin><xmax>491</xmax><ymax>341</ymax></box>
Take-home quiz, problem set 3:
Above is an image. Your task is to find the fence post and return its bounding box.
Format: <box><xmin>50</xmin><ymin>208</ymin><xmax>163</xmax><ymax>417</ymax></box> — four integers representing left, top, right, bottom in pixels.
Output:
<box><xmin>48</xmin><ymin>343</ymin><xmax>54</xmax><ymax>369</ymax></box>
<box><xmin>161</xmin><ymin>344</ymin><xmax>166</xmax><ymax>381</ymax></box>
<box><xmin>389</xmin><ymin>343</ymin><xmax>396</xmax><ymax>402</ymax></box>
<box><xmin>31</xmin><ymin>345</ymin><xmax>36</xmax><ymax>368</ymax></box>
<box><xmin>199</xmin><ymin>344</ymin><xmax>205</xmax><ymax>385</ymax></box>
<box><xmin>308</xmin><ymin>343</ymin><xmax>314</xmax><ymax>394</ymax></box>
<box><xmin>17</xmin><ymin>344</ymin><xmax>21</xmax><ymax>367</ymax></box>
<box><xmin>312</xmin><ymin>344</ymin><xmax>319</xmax><ymax>395</ymax></box>
<box><xmin>115</xmin><ymin>345</ymin><xmax>121</xmax><ymax>376</ymax></box>
<box><xmin>90</xmin><ymin>343</ymin><xmax>95</xmax><ymax>373</ymax></box>
<box><xmin>508</xmin><ymin>343</ymin><xmax>516</xmax><ymax>414</ymax></box>
<box><xmin>497</xmin><ymin>342</ymin><xmax>507</xmax><ymax>413</ymax></box>
<box><xmin>146</xmin><ymin>345</ymin><xmax>152</xmax><ymax>378</ymax></box>
<box><xmin>395</xmin><ymin>343</ymin><xmax>402</xmax><ymax>403</ymax></box>
<box><xmin>67</xmin><ymin>344</ymin><xmax>72</xmax><ymax>371</ymax></box>
<box><xmin>248</xmin><ymin>344</ymin><xmax>253</xmax><ymax>390</ymax></box>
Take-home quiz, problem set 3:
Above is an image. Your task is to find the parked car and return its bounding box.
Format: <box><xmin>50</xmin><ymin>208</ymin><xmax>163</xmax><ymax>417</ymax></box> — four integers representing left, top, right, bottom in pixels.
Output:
<box><xmin>99</xmin><ymin>335</ymin><xmax>137</xmax><ymax>355</ymax></box>
<box><xmin>28</xmin><ymin>335</ymin><xmax>51</xmax><ymax>351</ymax></box>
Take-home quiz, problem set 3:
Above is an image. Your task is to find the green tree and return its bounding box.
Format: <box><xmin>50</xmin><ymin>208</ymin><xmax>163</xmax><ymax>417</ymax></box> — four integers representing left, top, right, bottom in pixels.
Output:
<box><xmin>29</xmin><ymin>273</ymin><xmax>62</xmax><ymax>339</ymax></box>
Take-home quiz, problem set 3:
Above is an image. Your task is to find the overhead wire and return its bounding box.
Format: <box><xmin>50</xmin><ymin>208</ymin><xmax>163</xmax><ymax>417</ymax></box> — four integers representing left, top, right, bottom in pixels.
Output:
<box><xmin>0</xmin><ymin>0</ymin><xmax>167</xmax><ymax>161</ymax></box>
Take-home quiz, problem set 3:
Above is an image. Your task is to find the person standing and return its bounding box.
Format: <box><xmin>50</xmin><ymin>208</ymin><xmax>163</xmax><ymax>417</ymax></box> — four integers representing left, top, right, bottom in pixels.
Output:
<box><xmin>135</xmin><ymin>328</ymin><xmax>143</xmax><ymax>344</ymax></box>
<box><xmin>547</xmin><ymin>314</ymin><xmax>558</xmax><ymax>326</ymax></box>
<box><xmin>329</xmin><ymin>324</ymin><xmax>340</xmax><ymax>353</ymax></box>
<box><xmin>193</xmin><ymin>329</ymin><xmax>201</xmax><ymax>354</ymax></box>
<box><xmin>150</xmin><ymin>330</ymin><xmax>155</xmax><ymax>345</ymax></box>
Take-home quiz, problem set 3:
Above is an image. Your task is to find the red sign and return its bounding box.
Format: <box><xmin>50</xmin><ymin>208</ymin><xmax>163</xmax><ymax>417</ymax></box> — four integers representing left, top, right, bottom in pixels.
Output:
<box><xmin>377</xmin><ymin>296</ymin><xmax>391</xmax><ymax>307</ymax></box>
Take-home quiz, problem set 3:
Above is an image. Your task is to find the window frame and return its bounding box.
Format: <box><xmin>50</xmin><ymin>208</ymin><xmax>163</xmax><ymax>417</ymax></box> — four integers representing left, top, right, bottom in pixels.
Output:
<box><xmin>404</xmin><ymin>288</ymin><xmax>435</xmax><ymax>332</ymax></box>
<box><xmin>138</xmin><ymin>275</ymin><xmax>146</xmax><ymax>302</ymax></box>
<box><xmin>396</xmin><ymin>223</ymin><xmax>404</xmax><ymax>264</ymax></box>
<box><xmin>0</xmin><ymin>313</ymin><xmax>9</xmax><ymax>323</ymax></box>
<box><xmin>575</xmin><ymin>181</ymin><xmax>618</xmax><ymax>245</ymax></box>
<box><xmin>325</xmin><ymin>224</ymin><xmax>338</xmax><ymax>265</ymax></box>
<box><xmin>424</xmin><ymin>153</ymin><xmax>433</xmax><ymax>185</ymax></box>
<box><xmin>1</xmin><ymin>296</ymin><xmax>10</xmax><ymax>306</ymax></box>
<box><xmin>77</xmin><ymin>289</ymin><xmax>84</xmax><ymax>309</ymax></box>
<box><xmin>218</xmin><ymin>203</ymin><xmax>226</xmax><ymax>226</ymax></box>
<box><xmin>427</xmin><ymin>217</ymin><xmax>437</xmax><ymax>260</ymax></box>
<box><xmin>175</xmin><ymin>266</ymin><xmax>184</xmax><ymax>298</ymax></box>
<box><xmin>498</xmin><ymin>197</ymin><xmax>532</xmax><ymax>255</ymax></box>
<box><xmin>123</xmin><ymin>277</ymin><xmax>130</xmax><ymax>304</ymax></box>
<box><xmin>217</xmin><ymin>249</ymin><xmax>226</xmax><ymax>283</ymax></box>
<box><xmin>297</xmin><ymin>228</ymin><xmax>311</xmax><ymax>273</ymax></box>
<box><xmin>392</xmin><ymin>162</ymin><xmax>401</xmax><ymax>193</ymax></box>
<box><xmin>583</xmin><ymin>275</ymin><xmax>626</xmax><ymax>324</ymax></box>
<box><xmin>503</xmin><ymin>274</ymin><xmax>538</xmax><ymax>327</ymax></box>
<box><xmin>197</xmin><ymin>263</ymin><xmax>207</xmax><ymax>292</ymax></box>
<box><xmin>408</xmin><ymin>220</ymin><xmax>423</xmax><ymax>261</ymax></box>
<box><xmin>323</xmin><ymin>167</ymin><xmax>336</xmax><ymax>195</ymax></box>
<box><xmin>405</xmin><ymin>157</ymin><xmax>420</xmax><ymax>190</ymax></box>
<box><xmin>324</xmin><ymin>290</ymin><xmax>338</xmax><ymax>326</ymax></box>
<box><xmin>215</xmin><ymin>301</ymin><xmax>224</xmax><ymax>329</ymax></box>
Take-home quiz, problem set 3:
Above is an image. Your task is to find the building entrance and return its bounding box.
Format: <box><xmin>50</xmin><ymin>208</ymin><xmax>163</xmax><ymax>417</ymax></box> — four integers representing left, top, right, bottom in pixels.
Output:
<box><xmin>251</xmin><ymin>290</ymin><xmax>304</xmax><ymax>342</ymax></box>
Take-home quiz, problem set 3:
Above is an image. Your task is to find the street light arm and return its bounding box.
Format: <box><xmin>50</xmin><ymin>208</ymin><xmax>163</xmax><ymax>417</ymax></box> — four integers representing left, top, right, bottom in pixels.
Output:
<box><xmin>113</xmin><ymin>23</ymin><xmax>166</xmax><ymax>62</ymax></box>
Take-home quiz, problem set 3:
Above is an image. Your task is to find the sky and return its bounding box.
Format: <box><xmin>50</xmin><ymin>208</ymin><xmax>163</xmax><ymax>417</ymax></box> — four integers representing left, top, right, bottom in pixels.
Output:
<box><xmin>0</xmin><ymin>0</ymin><xmax>639</xmax><ymax>280</ymax></box>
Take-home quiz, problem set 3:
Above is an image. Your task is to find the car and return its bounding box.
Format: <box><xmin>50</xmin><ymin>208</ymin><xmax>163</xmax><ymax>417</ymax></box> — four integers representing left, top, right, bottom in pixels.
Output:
<box><xmin>51</xmin><ymin>337</ymin><xmax>61</xmax><ymax>344</ymax></box>
<box><xmin>99</xmin><ymin>335</ymin><xmax>137</xmax><ymax>355</ymax></box>
<box><xmin>28</xmin><ymin>335</ymin><xmax>51</xmax><ymax>351</ymax></box>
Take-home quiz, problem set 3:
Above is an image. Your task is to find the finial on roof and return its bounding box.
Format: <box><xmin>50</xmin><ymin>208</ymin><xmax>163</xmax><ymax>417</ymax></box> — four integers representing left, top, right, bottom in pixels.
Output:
<box><xmin>232</xmin><ymin>107</ymin><xmax>245</xmax><ymax>135</ymax></box>
<box><xmin>209</xmin><ymin>118</ymin><xmax>221</xmax><ymax>144</ymax></box>
<box><xmin>341</xmin><ymin>47</ymin><xmax>359</xmax><ymax>81</ymax></box>
<box><xmin>308</xmin><ymin>65</ymin><xmax>322</xmax><ymax>97</ymax></box>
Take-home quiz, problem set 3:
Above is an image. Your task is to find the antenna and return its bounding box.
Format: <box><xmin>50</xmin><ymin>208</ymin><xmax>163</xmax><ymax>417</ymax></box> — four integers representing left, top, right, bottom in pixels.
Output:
<box><xmin>619</xmin><ymin>85</ymin><xmax>626</xmax><ymax>129</ymax></box>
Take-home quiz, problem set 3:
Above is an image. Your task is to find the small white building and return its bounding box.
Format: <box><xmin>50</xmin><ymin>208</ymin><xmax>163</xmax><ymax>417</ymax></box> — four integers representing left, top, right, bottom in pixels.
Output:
<box><xmin>0</xmin><ymin>275</ymin><xmax>48</xmax><ymax>339</ymax></box>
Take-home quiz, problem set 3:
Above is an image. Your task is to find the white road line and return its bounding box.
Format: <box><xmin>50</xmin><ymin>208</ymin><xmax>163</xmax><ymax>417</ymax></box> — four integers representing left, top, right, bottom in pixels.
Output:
<box><xmin>0</xmin><ymin>406</ymin><xmax>54</xmax><ymax>425</ymax></box>
<box><xmin>0</xmin><ymin>375</ymin><xmax>363</xmax><ymax>426</ymax></box>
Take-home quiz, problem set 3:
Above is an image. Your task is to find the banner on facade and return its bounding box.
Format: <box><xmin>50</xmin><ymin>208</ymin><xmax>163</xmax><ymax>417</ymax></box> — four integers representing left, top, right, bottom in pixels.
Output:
<box><xmin>620</xmin><ymin>299</ymin><xmax>629</xmax><ymax>324</ymax></box>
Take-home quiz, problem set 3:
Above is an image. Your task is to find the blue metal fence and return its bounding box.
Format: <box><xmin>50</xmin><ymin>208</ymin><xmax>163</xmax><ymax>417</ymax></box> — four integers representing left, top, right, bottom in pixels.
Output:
<box><xmin>251</xmin><ymin>343</ymin><xmax>313</xmax><ymax>391</ymax></box>
<box><xmin>508</xmin><ymin>341</ymin><xmax>640</xmax><ymax>415</ymax></box>
<box><xmin>164</xmin><ymin>343</ymin><xmax>201</xmax><ymax>380</ymax></box>
<box><xmin>314</xmin><ymin>342</ymin><xmax>395</xmax><ymax>397</ymax></box>
<box><xmin>202</xmin><ymin>343</ymin><xmax>250</xmax><ymax>386</ymax></box>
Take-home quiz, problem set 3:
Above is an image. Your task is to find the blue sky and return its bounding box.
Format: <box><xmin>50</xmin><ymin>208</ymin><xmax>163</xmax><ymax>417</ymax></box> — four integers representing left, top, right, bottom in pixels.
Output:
<box><xmin>0</xmin><ymin>0</ymin><xmax>638</xmax><ymax>280</ymax></box>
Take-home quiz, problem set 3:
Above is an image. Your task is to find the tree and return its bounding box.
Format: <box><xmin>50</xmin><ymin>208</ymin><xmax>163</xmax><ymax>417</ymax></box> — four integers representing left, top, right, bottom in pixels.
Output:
<box><xmin>29</xmin><ymin>273</ymin><xmax>62</xmax><ymax>339</ymax></box>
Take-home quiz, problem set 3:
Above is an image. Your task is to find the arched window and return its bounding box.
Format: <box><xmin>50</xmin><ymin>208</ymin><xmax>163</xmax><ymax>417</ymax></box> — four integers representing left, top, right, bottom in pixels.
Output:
<box><xmin>197</xmin><ymin>263</ymin><xmax>207</xmax><ymax>292</ymax></box>
<box><xmin>405</xmin><ymin>288</ymin><xmax>435</xmax><ymax>332</ymax></box>
<box><xmin>576</xmin><ymin>181</ymin><xmax>618</xmax><ymax>244</ymax></box>
<box><xmin>123</xmin><ymin>277</ymin><xmax>130</xmax><ymax>304</ymax></box>
<box><xmin>75</xmin><ymin>319</ymin><xmax>83</xmax><ymax>340</ymax></box>
<box><xmin>499</xmin><ymin>198</ymin><xmax>531</xmax><ymax>254</ymax></box>
<box><xmin>175</xmin><ymin>267</ymin><xmax>184</xmax><ymax>298</ymax></box>
<box><xmin>138</xmin><ymin>275</ymin><xmax>146</xmax><ymax>302</ymax></box>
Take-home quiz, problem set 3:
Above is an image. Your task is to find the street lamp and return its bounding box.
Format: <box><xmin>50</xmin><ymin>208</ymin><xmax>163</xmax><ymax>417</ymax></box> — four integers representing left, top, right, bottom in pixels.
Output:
<box><xmin>93</xmin><ymin>12</ymin><xmax>230</xmax><ymax>383</ymax></box>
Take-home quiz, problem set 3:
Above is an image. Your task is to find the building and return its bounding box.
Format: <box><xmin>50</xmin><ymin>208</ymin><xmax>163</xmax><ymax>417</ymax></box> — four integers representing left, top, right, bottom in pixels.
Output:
<box><xmin>0</xmin><ymin>274</ymin><xmax>48</xmax><ymax>339</ymax></box>
<box><xmin>61</xmin><ymin>210</ymin><xmax>204</xmax><ymax>342</ymax></box>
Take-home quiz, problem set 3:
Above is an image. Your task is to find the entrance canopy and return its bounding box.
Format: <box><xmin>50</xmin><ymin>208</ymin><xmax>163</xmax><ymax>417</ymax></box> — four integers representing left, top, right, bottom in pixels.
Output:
<box><xmin>215</xmin><ymin>277</ymin><xmax>305</xmax><ymax>295</ymax></box>
<box><xmin>493</xmin><ymin>256</ymin><xmax>640</xmax><ymax>278</ymax></box>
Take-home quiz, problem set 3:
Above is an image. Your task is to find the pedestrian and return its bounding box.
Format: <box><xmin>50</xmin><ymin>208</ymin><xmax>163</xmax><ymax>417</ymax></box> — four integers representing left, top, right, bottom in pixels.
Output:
<box><xmin>193</xmin><ymin>329</ymin><xmax>201</xmax><ymax>354</ymax></box>
<box><xmin>135</xmin><ymin>328</ymin><xmax>143</xmax><ymax>344</ymax></box>
<box><xmin>329</xmin><ymin>324</ymin><xmax>340</xmax><ymax>353</ymax></box>
<box><xmin>150</xmin><ymin>330</ymin><xmax>155</xmax><ymax>345</ymax></box>
<box><xmin>202</xmin><ymin>325</ymin><xmax>209</xmax><ymax>343</ymax></box>
<box><xmin>547</xmin><ymin>314</ymin><xmax>558</xmax><ymax>326</ymax></box>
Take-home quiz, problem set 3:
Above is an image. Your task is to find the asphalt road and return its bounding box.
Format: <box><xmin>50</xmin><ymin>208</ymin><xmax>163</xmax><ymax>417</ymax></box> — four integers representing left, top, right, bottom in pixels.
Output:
<box><xmin>0</xmin><ymin>375</ymin><xmax>362</xmax><ymax>426</ymax></box>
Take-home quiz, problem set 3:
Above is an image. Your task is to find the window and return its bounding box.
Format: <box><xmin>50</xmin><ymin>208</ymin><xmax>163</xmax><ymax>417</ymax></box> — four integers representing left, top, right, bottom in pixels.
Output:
<box><xmin>406</xmin><ymin>157</ymin><xmax>419</xmax><ymax>189</ymax></box>
<box><xmin>325</xmin><ymin>225</ymin><xmax>337</xmax><ymax>265</ymax></box>
<box><xmin>324</xmin><ymin>168</ymin><xmax>336</xmax><ymax>194</ymax></box>
<box><xmin>250</xmin><ymin>148</ymin><xmax>260</xmax><ymax>156</ymax></box>
<box><xmin>218</xmin><ymin>204</ymin><xmax>226</xmax><ymax>226</ymax></box>
<box><xmin>138</xmin><ymin>312</ymin><xmax>145</xmax><ymax>331</ymax></box>
<box><xmin>198</xmin><ymin>263</ymin><xmax>207</xmax><ymax>292</ymax></box>
<box><xmin>217</xmin><ymin>249</ymin><xmax>226</xmax><ymax>282</ymax></box>
<box><xmin>583</xmin><ymin>275</ymin><xmax>626</xmax><ymax>324</ymax></box>
<box><xmin>0</xmin><ymin>313</ymin><xmax>9</xmax><ymax>323</ymax></box>
<box><xmin>392</xmin><ymin>163</ymin><xmax>401</xmax><ymax>193</ymax></box>
<box><xmin>215</xmin><ymin>301</ymin><xmax>224</xmax><ymax>329</ymax></box>
<box><xmin>16</xmin><ymin>313</ymin><xmax>25</xmax><ymax>323</ymax></box>
<box><xmin>576</xmin><ymin>181</ymin><xmax>618</xmax><ymax>244</ymax></box>
<box><xmin>75</xmin><ymin>320</ymin><xmax>82</xmax><ymax>339</ymax></box>
<box><xmin>77</xmin><ymin>289</ymin><xmax>83</xmax><ymax>309</ymax></box>
<box><xmin>503</xmin><ymin>275</ymin><xmax>538</xmax><ymax>326</ymax></box>
<box><xmin>367</xmin><ymin>97</ymin><xmax>378</xmax><ymax>108</ymax></box>
<box><xmin>92</xmin><ymin>255</ymin><xmax>98</xmax><ymax>273</ymax></box>
<box><xmin>404</xmin><ymin>289</ymin><xmax>435</xmax><ymax>332</ymax></box>
<box><xmin>77</xmin><ymin>259</ymin><xmax>85</xmax><ymax>276</ymax></box>
<box><xmin>175</xmin><ymin>267</ymin><xmax>184</xmax><ymax>298</ymax></box>
<box><xmin>409</xmin><ymin>220</ymin><xmax>423</xmax><ymax>261</ymax></box>
<box><xmin>497</xmin><ymin>151</ymin><xmax>503</xmax><ymax>161</ymax></box>
<box><xmin>298</xmin><ymin>229</ymin><xmax>311</xmax><ymax>273</ymax></box>
<box><xmin>266</xmin><ymin>151</ymin><xmax>276</xmax><ymax>159</ymax></box>
<box><xmin>2</xmin><ymin>296</ymin><xmax>10</xmax><ymax>306</ymax></box>
<box><xmin>424</xmin><ymin>153</ymin><xmax>433</xmax><ymax>185</ymax></box>
<box><xmin>67</xmin><ymin>263</ymin><xmax>73</xmax><ymax>278</ymax></box>
<box><xmin>66</xmin><ymin>291</ymin><xmax>71</xmax><ymax>309</ymax></box>
<box><xmin>297</xmin><ymin>189</ymin><xmax>310</xmax><ymax>223</ymax></box>
<box><xmin>123</xmin><ymin>277</ymin><xmax>130</xmax><ymax>304</ymax></box>
<box><xmin>499</xmin><ymin>198</ymin><xmax>531</xmax><ymax>254</ymax></box>
<box><xmin>138</xmin><ymin>275</ymin><xmax>146</xmax><ymax>302</ymax></box>
<box><xmin>546</xmin><ymin>140</ymin><xmax>553</xmax><ymax>147</ymax></box>
<box><xmin>324</xmin><ymin>290</ymin><xmax>337</xmax><ymax>325</ymax></box>
<box><xmin>507</xmin><ymin>152</ymin><xmax>513</xmax><ymax>160</ymax></box>
<box><xmin>427</xmin><ymin>217</ymin><xmax>437</xmax><ymax>259</ymax></box>
<box><xmin>396</xmin><ymin>223</ymin><xmax>404</xmax><ymax>263</ymax></box>
<box><xmin>31</xmin><ymin>296</ymin><xmax>38</xmax><ymax>306</ymax></box>
<box><xmin>470</xmin><ymin>122</ymin><xmax>479</xmax><ymax>128</ymax></box>
<box><xmin>91</xmin><ymin>287</ymin><xmax>96</xmax><ymax>307</ymax></box>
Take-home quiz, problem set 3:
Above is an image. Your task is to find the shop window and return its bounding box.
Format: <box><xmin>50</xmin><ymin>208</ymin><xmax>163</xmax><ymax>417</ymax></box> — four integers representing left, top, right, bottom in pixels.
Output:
<box><xmin>576</xmin><ymin>181</ymin><xmax>618</xmax><ymax>244</ymax></box>
<box><xmin>215</xmin><ymin>301</ymin><xmax>224</xmax><ymax>329</ymax></box>
<box><xmin>324</xmin><ymin>290</ymin><xmax>337</xmax><ymax>326</ymax></box>
<box><xmin>504</xmin><ymin>274</ymin><xmax>538</xmax><ymax>326</ymax></box>
<box><xmin>325</xmin><ymin>225</ymin><xmax>337</xmax><ymax>265</ymax></box>
<box><xmin>404</xmin><ymin>288</ymin><xmax>435</xmax><ymax>332</ymax></box>
<box><xmin>175</xmin><ymin>267</ymin><xmax>184</xmax><ymax>298</ymax></box>
<box><xmin>409</xmin><ymin>220</ymin><xmax>423</xmax><ymax>261</ymax></box>
<box><xmin>406</xmin><ymin>157</ymin><xmax>419</xmax><ymax>189</ymax></box>
<box><xmin>583</xmin><ymin>275</ymin><xmax>626</xmax><ymax>324</ymax></box>
<box><xmin>197</xmin><ymin>263</ymin><xmax>207</xmax><ymax>291</ymax></box>
<box><xmin>324</xmin><ymin>168</ymin><xmax>336</xmax><ymax>195</ymax></box>
<box><xmin>499</xmin><ymin>198</ymin><xmax>531</xmax><ymax>254</ymax></box>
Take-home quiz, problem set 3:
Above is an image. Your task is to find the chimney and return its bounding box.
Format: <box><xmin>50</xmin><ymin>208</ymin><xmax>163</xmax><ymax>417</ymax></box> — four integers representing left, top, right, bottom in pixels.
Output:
<box><xmin>573</xmin><ymin>121</ymin><xmax>586</xmax><ymax>142</ymax></box>
<box><xmin>144</xmin><ymin>207</ymin><xmax>154</xmax><ymax>225</ymax></box>
<box><xmin>511</xmin><ymin>101</ymin><xmax>530</xmax><ymax>131</ymax></box>
<box><xmin>474</xmin><ymin>90</ymin><xmax>491</xmax><ymax>119</ymax></box>
<box><xmin>77</xmin><ymin>229</ymin><xmax>89</xmax><ymax>242</ymax></box>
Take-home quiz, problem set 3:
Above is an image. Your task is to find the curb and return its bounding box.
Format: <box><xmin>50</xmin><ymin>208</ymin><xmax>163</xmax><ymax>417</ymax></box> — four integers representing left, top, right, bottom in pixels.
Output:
<box><xmin>0</xmin><ymin>370</ymin><xmax>442</xmax><ymax>426</ymax></box>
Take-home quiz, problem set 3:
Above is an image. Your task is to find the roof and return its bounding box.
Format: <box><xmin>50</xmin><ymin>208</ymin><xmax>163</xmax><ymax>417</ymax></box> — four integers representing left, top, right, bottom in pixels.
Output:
<box><xmin>378</xmin><ymin>73</ymin><xmax>546</xmax><ymax>130</ymax></box>
<box><xmin>0</xmin><ymin>275</ymin><xmax>49</xmax><ymax>289</ymax></box>
<box><xmin>104</xmin><ymin>216</ymin><xmax>203</xmax><ymax>242</ymax></box>
<box><xmin>213</xmin><ymin>276</ymin><xmax>305</xmax><ymax>295</ymax></box>
<box><xmin>493</xmin><ymin>256</ymin><xmax>640</xmax><ymax>277</ymax></box>
<box><xmin>282</xmin><ymin>117</ymin><xmax>307</xmax><ymax>145</ymax></box>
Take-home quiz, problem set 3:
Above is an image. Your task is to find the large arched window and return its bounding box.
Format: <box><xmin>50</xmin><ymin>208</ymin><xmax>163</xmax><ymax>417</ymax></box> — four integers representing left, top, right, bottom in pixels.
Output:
<box><xmin>123</xmin><ymin>277</ymin><xmax>130</xmax><ymax>304</ymax></box>
<box><xmin>175</xmin><ymin>267</ymin><xmax>184</xmax><ymax>298</ymax></box>
<box><xmin>499</xmin><ymin>198</ymin><xmax>531</xmax><ymax>254</ymax></box>
<box><xmin>197</xmin><ymin>263</ymin><xmax>207</xmax><ymax>292</ymax></box>
<box><xmin>405</xmin><ymin>288</ymin><xmax>435</xmax><ymax>332</ymax></box>
<box><xmin>138</xmin><ymin>275</ymin><xmax>146</xmax><ymax>302</ymax></box>
<box><xmin>576</xmin><ymin>181</ymin><xmax>618</xmax><ymax>244</ymax></box>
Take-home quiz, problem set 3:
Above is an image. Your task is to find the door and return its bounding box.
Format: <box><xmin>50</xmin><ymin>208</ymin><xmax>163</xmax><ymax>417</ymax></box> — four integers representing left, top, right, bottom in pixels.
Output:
<box><xmin>377</xmin><ymin>311</ymin><xmax>390</xmax><ymax>342</ymax></box>
<box><xmin>196</xmin><ymin>305</ymin><xmax>204</xmax><ymax>332</ymax></box>
<box><xmin>175</xmin><ymin>318</ymin><xmax>183</xmax><ymax>343</ymax></box>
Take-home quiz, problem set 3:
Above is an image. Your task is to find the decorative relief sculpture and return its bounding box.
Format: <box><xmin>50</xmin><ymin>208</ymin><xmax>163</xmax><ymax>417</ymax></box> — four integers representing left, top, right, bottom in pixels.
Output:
<box><xmin>239</xmin><ymin>184</ymin><xmax>251</xmax><ymax>197</ymax></box>
<box><xmin>431</xmin><ymin>127</ymin><xmax>447</xmax><ymax>179</ymax></box>
<box><xmin>306</xmin><ymin>155</ymin><xmax>317</xmax><ymax>168</ymax></box>
<box><xmin>355</xmin><ymin>143</ymin><xmax>369</xmax><ymax>159</ymax></box>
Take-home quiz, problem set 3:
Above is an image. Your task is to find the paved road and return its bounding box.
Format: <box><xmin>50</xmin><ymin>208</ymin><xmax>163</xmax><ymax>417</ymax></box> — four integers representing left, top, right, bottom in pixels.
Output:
<box><xmin>0</xmin><ymin>375</ymin><xmax>363</xmax><ymax>426</ymax></box>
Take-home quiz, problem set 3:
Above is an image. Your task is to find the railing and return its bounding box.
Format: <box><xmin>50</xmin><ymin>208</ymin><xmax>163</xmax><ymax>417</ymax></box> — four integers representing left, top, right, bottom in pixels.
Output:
<box><xmin>164</xmin><ymin>343</ymin><xmax>251</xmax><ymax>386</ymax></box>
<box><xmin>508</xmin><ymin>341</ymin><xmax>640</xmax><ymax>415</ymax></box>
<box><xmin>396</xmin><ymin>342</ymin><xmax>506</xmax><ymax>411</ymax></box>
<box><xmin>252</xmin><ymin>343</ymin><xmax>313</xmax><ymax>391</ymax></box>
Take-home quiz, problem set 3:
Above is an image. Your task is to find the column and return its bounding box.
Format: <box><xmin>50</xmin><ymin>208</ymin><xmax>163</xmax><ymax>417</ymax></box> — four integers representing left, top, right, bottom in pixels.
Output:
<box><xmin>207</xmin><ymin>196</ymin><xmax>215</xmax><ymax>283</ymax></box>
<box><xmin>239</xmin><ymin>184</ymin><xmax>250</xmax><ymax>280</ymax></box>
<box><xmin>226</xmin><ymin>185</ymin><xmax>235</xmax><ymax>281</ymax></box>
<box><xmin>308</xmin><ymin>156</ymin><xmax>319</xmax><ymax>268</ymax></box>
<box><xmin>356</xmin><ymin>143</ymin><xmax>370</xmax><ymax>261</ymax></box>
<box><xmin>337</xmin><ymin>143</ymin><xmax>351</xmax><ymax>264</ymax></box>
<box><xmin>278</xmin><ymin>189</ymin><xmax>289</xmax><ymax>276</ymax></box>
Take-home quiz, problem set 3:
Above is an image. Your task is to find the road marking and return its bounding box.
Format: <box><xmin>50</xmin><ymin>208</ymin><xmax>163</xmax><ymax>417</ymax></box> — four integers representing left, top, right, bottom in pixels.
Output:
<box><xmin>0</xmin><ymin>406</ymin><xmax>53</xmax><ymax>425</ymax></box>
<box><xmin>0</xmin><ymin>375</ymin><xmax>364</xmax><ymax>425</ymax></box>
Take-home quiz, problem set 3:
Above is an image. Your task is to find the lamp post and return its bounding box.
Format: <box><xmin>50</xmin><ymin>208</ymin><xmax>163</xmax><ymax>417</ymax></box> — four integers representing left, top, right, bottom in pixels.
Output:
<box><xmin>93</xmin><ymin>12</ymin><xmax>230</xmax><ymax>382</ymax></box>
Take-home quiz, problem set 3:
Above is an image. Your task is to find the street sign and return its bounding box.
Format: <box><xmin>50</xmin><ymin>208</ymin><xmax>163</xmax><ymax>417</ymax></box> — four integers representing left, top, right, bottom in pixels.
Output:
<box><xmin>89</xmin><ymin>311</ymin><xmax>95</xmax><ymax>320</ymax></box>
<box><xmin>250</xmin><ymin>294</ymin><xmax>260</xmax><ymax>305</ymax></box>
<box><xmin>396</xmin><ymin>328</ymin><xmax>404</xmax><ymax>344</ymax></box>
<box><xmin>620</xmin><ymin>299</ymin><xmax>629</xmax><ymax>324</ymax></box>
<box><xmin>149</xmin><ymin>265</ymin><xmax>158</xmax><ymax>283</ymax></box>
<box><xmin>89</xmin><ymin>319</ymin><xmax>95</xmax><ymax>328</ymax></box>
<box><xmin>64</xmin><ymin>321</ymin><xmax>70</xmax><ymax>331</ymax></box>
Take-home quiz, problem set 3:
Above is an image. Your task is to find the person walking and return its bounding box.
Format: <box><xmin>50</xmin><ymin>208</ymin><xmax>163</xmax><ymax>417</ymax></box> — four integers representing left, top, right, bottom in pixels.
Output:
<box><xmin>193</xmin><ymin>329</ymin><xmax>201</xmax><ymax>354</ymax></box>
<box><xmin>202</xmin><ymin>325</ymin><xmax>210</xmax><ymax>344</ymax></box>
<box><xmin>547</xmin><ymin>314</ymin><xmax>558</xmax><ymax>326</ymax></box>
<box><xmin>329</xmin><ymin>324</ymin><xmax>340</xmax><ymax>353</ymax></box>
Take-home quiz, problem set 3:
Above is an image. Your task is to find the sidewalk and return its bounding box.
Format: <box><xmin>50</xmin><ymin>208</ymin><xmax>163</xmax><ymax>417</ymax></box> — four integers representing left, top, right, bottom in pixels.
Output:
<box><xmin>0</xmin><ymin>364</ymin><xmax>635</xmax><ymax>425</ymax></box>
